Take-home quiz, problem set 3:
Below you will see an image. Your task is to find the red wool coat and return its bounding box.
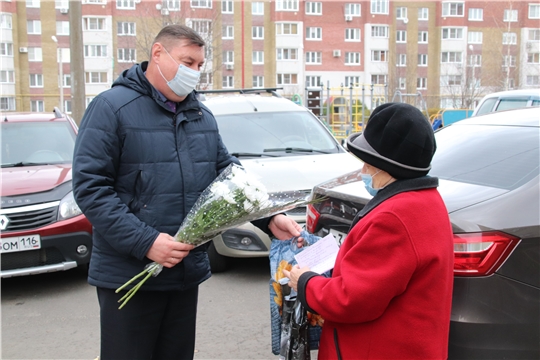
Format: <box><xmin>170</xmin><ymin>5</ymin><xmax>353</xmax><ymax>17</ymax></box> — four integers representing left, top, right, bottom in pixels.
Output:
<box><xmin>302</xmin><ymin>185</ymin><xmax>454</xmax><ymax>359</ymax></box>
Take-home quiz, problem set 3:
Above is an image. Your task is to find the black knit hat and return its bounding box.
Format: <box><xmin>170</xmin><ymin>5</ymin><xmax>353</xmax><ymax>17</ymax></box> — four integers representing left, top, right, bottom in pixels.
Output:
<box><xmin>346</xmin><ymin>102</ymin><xmax>436</xmax><ymax>179</ymax></box>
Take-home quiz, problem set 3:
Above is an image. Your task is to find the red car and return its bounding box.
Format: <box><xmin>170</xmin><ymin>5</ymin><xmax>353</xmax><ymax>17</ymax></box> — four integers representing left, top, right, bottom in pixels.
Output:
<box><xmin>1</xmin><ymin>108</ymin><xmax>92</xmax><ymax>277</ymax></box>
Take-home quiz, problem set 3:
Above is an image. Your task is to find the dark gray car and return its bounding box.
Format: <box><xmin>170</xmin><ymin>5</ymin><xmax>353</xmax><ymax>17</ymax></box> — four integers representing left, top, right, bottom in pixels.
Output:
<box><xmin>305</xmin><ymin>107</ymin><xmax>540</xmax><ymax>359</ymax></box>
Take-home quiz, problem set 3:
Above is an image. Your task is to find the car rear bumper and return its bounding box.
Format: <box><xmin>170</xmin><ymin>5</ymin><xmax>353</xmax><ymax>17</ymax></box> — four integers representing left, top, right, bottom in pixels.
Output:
<box><xmin>448</xmin><ymin>275</ymin><xmax>540</xmax><ymax>359</ymax></box>
<box><xmin>1</xmin><ymin>231</ymin><xmax>92</xmax><ymax>278</ymax></box>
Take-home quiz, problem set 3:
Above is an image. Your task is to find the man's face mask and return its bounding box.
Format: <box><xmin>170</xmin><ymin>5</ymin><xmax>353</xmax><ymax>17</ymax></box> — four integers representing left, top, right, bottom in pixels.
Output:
<box><xmin>157</xmin><ymin>46</ymin><xmax>200</xmax><ymax>97</ymax></box>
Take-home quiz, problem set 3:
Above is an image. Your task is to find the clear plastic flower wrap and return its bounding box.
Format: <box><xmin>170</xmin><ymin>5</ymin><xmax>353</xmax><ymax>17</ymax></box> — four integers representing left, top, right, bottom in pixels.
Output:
<box><xmin>116</xmin><ymin>163</ymin><xmax>311</xmax><ymax>309</ymax></box>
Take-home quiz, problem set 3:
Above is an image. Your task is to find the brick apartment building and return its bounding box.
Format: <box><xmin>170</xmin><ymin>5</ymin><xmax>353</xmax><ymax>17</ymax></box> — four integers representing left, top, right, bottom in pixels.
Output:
<box><xmin>0</xmin><ymin>0</ymin><xmax>539</xmax><ymax>117</ymax></box>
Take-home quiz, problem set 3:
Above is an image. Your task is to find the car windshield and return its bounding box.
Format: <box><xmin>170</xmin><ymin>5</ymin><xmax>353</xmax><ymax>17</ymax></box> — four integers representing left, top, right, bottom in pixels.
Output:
<box><xmin>215</xmin><ymin>111</ymin><xmax>339</xmax><ymax>156</ymax></box>
<box><xmin>430</xmin><ymin>124</ymin><xmax>539</xmax><ymax>190</ymax></box>
<box><xmin>1</xmin><ymin>121</ymin><xmax>76</xmax><ymax>166</ymax></box>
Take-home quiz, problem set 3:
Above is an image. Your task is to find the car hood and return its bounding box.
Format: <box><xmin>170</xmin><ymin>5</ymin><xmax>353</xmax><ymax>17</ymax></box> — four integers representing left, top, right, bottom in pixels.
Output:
<box><xmin>1</xmin><ymin>164</ymin><xmax>73</xmax><ymax>196</ymax></box>
<box><xmin>240</xmin><ymin>153</ymin><xmax>361</xmax><ymax>193</ymax></box>
<box><xmin>314</xmin><ymin>171</ymin><xmax>508</xmax><ymax>213</ymax></box>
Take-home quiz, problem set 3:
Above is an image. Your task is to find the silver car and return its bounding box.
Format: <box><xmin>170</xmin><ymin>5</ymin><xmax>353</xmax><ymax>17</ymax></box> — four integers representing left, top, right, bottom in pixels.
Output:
<box><xmin>202</xmin><ymin>89</ymin><xmax>361</xmax><ymax>271</ymax></box>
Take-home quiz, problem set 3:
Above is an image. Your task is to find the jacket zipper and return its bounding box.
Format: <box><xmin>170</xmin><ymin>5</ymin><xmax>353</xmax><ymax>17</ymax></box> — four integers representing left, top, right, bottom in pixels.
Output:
<box><xmin>334</xmin><ymin>328</ymin><xmax>343</xmax><ymax>360</ymax></box>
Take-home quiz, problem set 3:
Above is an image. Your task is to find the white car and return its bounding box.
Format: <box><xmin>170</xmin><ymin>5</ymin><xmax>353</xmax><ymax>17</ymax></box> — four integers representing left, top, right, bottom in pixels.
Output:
<box><xmin>472</xmin><ymin>89</ymin><xmax>540</xmax><ymax>117</ymax></box>
<box><xmin>201</xmin><ymin>89</ymin><xmax>361</xmax><ymax>271</ymax></box>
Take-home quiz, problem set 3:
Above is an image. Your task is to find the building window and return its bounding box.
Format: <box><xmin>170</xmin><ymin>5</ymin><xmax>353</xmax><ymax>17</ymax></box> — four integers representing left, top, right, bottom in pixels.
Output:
<box><xmin>63</xmin><ymin>74</ymin><xmax>71</xmax><ymax>87</ymax></box>
<box><xmin>253</xmin><ymin>76</ymin><xmax>264</xmax><ymax>88</ymax></box>
<box><xmin>276</xmin><ymin>0</ymin><xmax>299</xmax><ymax>11</ymax></box>
<box><xmin>191</xmin><ymin>20</ymin><xmax>211</xmax><ymax>36</ymax></box>
<box><xmin>222</xmin><ymin>76</ymin><xmax>234</xmax><ymax>88</ymax></box>
<box><xmin>371</xmin><ymin>50</ymin><xmax>388</xmax><ymax>62</ymax></box>
<box><xmin>1</xmin><ymin>14</ymin><xmax>12</xmax><ymax>29</ymax></box>
<box><xmin>418</xmin><ymin>31</ymin><xmax>428</xmax><ymax>43</ymax></box>
<box><xmin>306</xmin><ymin>27</ymin><xmax>322</xmax><ymax>40</ymax></box>
<box><xmin>529</xmin><ymin>29</ymin><xmax>540</xmax><ymax>41</ymax></box>
<box><xmin>530</xmin><ymin>4</ymin><xmax>540</xmax><ymax>18</ymax></box>
<box><xmin>371</xmin><ymin>25</ymin><xmax>388</xmax><ymax>38</ymax></box>
<box><xmin>441</xmin><ymin>75</ymin><xmax>462</xmax><ymax>86</ymax></box>
<box><xmin>117</xmin><ymin>22</ymin><xmax>135</xmax><ymax>35</ymax></box>
<box><xmin>191</xmin><ymin>0</ymin><xmax>212</xmax><ymax>9</ymax></box>
<box><xmin>200</xmin><ymin>72</ymin><xmax>212</xmax><ymax>85</ymax></box>
<box><xmin>28</xmin><ymin>47</ymin><xmax>42</xmax><ymax>61</ymax></box>
<box><xmin>29</xmin><ymin>74</ymin><xmax>43</xmax><ymax>87</ymax></box>
<box><xmin>526</xmin><ymin>75</ymin><xmax>540</xmax><ymax>86</ymax></box>
<box><xmin>118</xmin><ymin>48</ymin><xmax>136</xmax><ymax>62</ymax></box>
<box><xmin>277</xmin><ymin>48</ymin><xmax>298</xmax><ymax>60</ymax></box>
<box><xmin>468</xmin><ymin>8</ymin><xmax>483</xmax><ymax>20</ymax></box>
<box><xmin>397</xmin><ymin>54</ymin><xmax>406</xmax><ymax>66</ymax></box>
<box><xmin>306</xmin><ymin>1</ymin><xmax>322</xmax><ymax>15</ymax></box>
<box><xmin>252</xmin><ymin>51</ymin><xmax>264</xmax><ymax>64</ymax></box>
<box><xmin>468</xmin><ymin>31</ymin><xmax>483</xmax><ymax>44</ymax></box>
<box><xmin>371</xmin><ymin>0</ymin><xmax>389</xmax><ymax>14</ymax></box>
<box><xmin>85</xmin><ymin>45</ymin><xmax>107</xmax><ymax>57</ymax></box>
<box><xmin>222</xmin><ymin>0</ymin><xmax>233</xmax><ymax>13</ymax></box>
<box><xmin>418</xmin><ymin>7</ymin><xmax>428</xmax><ymax>20</ymax></box>
<box><xmin>252</xmin><ymin>2</ymin><xmax>264</xmax><ymax>15</ymax></box>
<box><xmin>345</xmin><ymin>28</ymin><xmax>361</xmax><ymax>41</ymax></box>
<box><xmin>307</xmin><ymin>76</ymin><xmax>322</xmax><ymax>87</ymax></box>
<box><xmin>442</xmin><ymin>2</ymin><xmax>464</xmax><ymax>17</ymax></box>
<box><xmin>396</xmin><ymin>30</ymin><xmax>407</xmax><ymax>43</ymax></box>
<box><xmin>223</xmin><ymin>51</ymin><xmax>234</xmax><ymax>64</ymax></box>
<box><xmin>442</xmin><ymin>28</ymin><xmax>463</xmax><ymax>40</ymax></box>
<box><xmin>0</xmin><ymin>70</ymin><xmax>15</xmax><ymax>83</ymax></box>
<box><xmin>277</xmin><ymin>73</ymin><xmax>297</xmax><ymax>85</ymax></box>
<box><xmin>83</xmin><ymin>17</ymin><xmax>105</xmax><ymax>30</ymax></box>
<box><xmin>418</xmin><ymin>54</ymin><xmax>428</xmax><ymax>66</ymax></box>
<box><xmin>31</xmin><ymin>100</ymin><xmax>44</xmax><ymax>112</ymax></box>
<box><xmin>371</xmin><ymin>74</ymin><xmax>387</xmax><ymax>84</ymax></box>
<box><xmin>417</xmin><ymin>78</ymin><xmax>427</xmax><ymax>89</ymax></box>
<box><xmin>468</xmin><ymin>54</ymin><xmax>482</xmax><ymax>66</ymax></box>
<box><xmin>116</xmin><ymin>0</ymin><xmax>135</xmax><ymax>9</ymax></box>
<box><xmin>26</xmin><ymin>0</ymin><xmax>40</xmax><ymax>8</ymax></box>
<box><xmin>504</xmin><ymin>9</ymin><xmax>518</xmax><ymax>22</ymax></box>
<box><xmin>503</xmin><ymin>55</ymin><xmax>516</xmax><ymax>67</ymax></box>
<box><xmin>441</xmin><ymin>51</ymin><xmax>462</xmax><ymax>63</ymax></box>
<box><xmin>163</xmin><ymin>0</ymin><xmax>181</xmax><ymax>10</ymax></box>
<box><xmin>85</xmin><ymin>71</ymin><xmax>108</xmax><ymax>84</ymax></box>
<box><xmin>0</xmin><ymin>97</ymin><xmax>15</xmax><ymax>111</ymax></box>
<box><xmin>527</xmin><ymin>53</ymin><xmax>540</xmax><ymax>64</ymax></box>
<box><xmin>399</xmin><ymin>77</ymin><xmax>406</xmax><ymax>89</ymax></box>
<box><xmin>396</xmin><ymin>7</ymin><xmax>407</xmax><ymax>20</ymax></box>
<box><xmin>276</xmin><ymin>23</ymin><xmax>298</xmax><ymax>35</ymax></box>
<box><xmin>502</xmin><ymin>32</ymin><xmax>517</xmax><ymax>45</ymax></box>
<box><xmin>345</xmin><ymin>52</ymin><xmax>360</xmax><ymax>65</ymax></box>
<box><xmin>345</xmin><ymin>3</ymin><xmax>361</xmax><ymax>16</ymax></box>
<box><xmin>252</xmin><ymin>26</ymin><xmax>264</xmax><ymax>39</ymax></box>
<box><xmin>56</xmin><ymin>21</ymin><xmax>70</xmax><ymax>35</ymax></box>
<box><xmin>345</xmin><ymin>76</ymin><xmax>360</xmax><ymax>87</ymax></box>
<box><xmin>56</xmin><ymin>0</ymin><xmax>69</xmax><ymax>7</ymax></box>
<box><xmin>305</xmin><ymin>51</ymin><xmax>321</xmax><ymax>64</ymax></box>
<box><xmin>27</xmin><ymin>20</ymin><xmax>41</xmax><ymax>34</ymax></box>
<box><xmin>0</xmin><ymin>43</ymin><xmax>13</xmax><ymax>56</ymax></box>
<box><xmin>222</xmin><ymin>26</ymin><xmax>234</xmax><ymax>39</ymax></box>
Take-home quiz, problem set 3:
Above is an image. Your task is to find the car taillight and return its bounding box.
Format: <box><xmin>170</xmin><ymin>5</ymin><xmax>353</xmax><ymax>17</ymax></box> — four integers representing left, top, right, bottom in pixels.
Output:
<box><xmin>453</xmin><ymin>231</ymin><xmax>520</xmax><ymax>277</ymax></box>
<box><xmin>306</xmin><ymin>203</ymin><xmax>320</xmax><ymax>233</ymax></box>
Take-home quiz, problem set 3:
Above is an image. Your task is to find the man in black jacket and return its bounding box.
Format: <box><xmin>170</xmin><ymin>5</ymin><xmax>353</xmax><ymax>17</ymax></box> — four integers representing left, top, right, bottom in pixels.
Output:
<box><xmin>73</xmin><ymin>24</ymin><xmax>302</xmax><ymax>360</ymax></box>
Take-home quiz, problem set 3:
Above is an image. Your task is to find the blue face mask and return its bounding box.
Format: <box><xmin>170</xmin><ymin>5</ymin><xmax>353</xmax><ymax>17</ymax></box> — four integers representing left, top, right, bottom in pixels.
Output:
<box><xmin>158</xmin><ymin>47</ymin><xmax>201</xmax><ymax>97</ymax></box>
<box><xmin>360</xmin><ymin>170</ymin><xmax>381</xmax><ymax>196</ymax></box>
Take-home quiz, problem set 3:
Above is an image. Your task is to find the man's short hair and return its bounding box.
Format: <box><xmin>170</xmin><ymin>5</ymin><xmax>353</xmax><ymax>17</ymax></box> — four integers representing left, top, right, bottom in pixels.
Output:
<box><xmin>153</xmin><ymin>24</ymin><xmax>205</xmax><ymax>49</ymax></box>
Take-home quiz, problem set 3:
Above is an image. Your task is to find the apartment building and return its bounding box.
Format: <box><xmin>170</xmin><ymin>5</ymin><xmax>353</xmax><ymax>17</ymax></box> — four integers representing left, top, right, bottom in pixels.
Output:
<box><xmin>0</xmin><ymin>0</ymin><xmax>539</xmax><ymax>115</ymax></box>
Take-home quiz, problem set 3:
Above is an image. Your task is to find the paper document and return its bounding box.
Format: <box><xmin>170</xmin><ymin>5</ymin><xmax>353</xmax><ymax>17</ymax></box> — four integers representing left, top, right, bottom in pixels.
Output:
<box><xmin>294</xmin><ymin>233</ymin><xmax>339</xmax><ymax>274</ymax></box>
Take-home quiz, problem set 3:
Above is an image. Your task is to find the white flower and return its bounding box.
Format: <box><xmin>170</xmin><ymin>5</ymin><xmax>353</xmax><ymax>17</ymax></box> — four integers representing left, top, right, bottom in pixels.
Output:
<box><xmin>223</xmin><ymin>193</ymin><xmax>237</xmax><ymax>204</ymax></box>
<box><xmin>243</xmin><ymin>200</ymin><xmax>253</xmax><ymax>212</ymax></box>
<box><xmin>211</xmin><ymin>182</ymin><xmax>229</xmax><ymax>198</ymax></box>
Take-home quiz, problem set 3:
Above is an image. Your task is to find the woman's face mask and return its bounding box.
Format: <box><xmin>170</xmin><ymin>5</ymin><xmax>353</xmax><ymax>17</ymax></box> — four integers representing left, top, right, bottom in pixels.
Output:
<box><xmin>158</xmin><ymin>47</ymin><xmax>200</xmax><ymax>97</ymax></box>
<box><xmin>360</xmin><ymin>167</ymin><xmax>382</xmax><ymax>196</ymax></box>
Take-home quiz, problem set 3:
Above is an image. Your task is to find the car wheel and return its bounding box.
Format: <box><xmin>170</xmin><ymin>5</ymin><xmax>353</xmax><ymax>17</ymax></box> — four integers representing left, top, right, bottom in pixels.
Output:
<box><xmin>207</xmin><ymin>242</ymin><xmax>230</xmax><ymax>273</ymax></box>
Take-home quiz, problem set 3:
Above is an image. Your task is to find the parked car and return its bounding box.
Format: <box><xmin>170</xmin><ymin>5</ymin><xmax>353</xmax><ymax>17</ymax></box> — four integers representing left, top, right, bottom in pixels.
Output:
<box><xmin>471</xmin><ymin>89</ymin><xmax>540</xmax><ymax>117</ymax></box>
<box><xmin>200</xmin><ymin>88</ymin><xmax>361</xmax><ymax>271</ymax></box>
<box><xmin>0</xmin><ymin>108</ymin><xmax>92</xmax><ymax>278</ymax></box>
<box><xmin>305</xmin><ymin>106</ymin><xmax>539</xmax><ymax>359</ymax></box>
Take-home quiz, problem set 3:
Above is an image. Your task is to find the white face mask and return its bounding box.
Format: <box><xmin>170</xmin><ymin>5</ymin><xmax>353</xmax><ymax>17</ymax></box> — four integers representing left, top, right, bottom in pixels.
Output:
<box><xmin>157</xmin><ymin>47</ymin><xmax>200</xmax><ymax>97</ymax></box>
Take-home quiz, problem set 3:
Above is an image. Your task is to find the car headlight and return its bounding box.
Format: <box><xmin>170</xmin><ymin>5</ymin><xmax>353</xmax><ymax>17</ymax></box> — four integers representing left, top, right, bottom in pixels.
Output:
<box><xmin>58</xmin><ymin>191</ymin><xmax>83</xmax><ymax>220</ymax></box>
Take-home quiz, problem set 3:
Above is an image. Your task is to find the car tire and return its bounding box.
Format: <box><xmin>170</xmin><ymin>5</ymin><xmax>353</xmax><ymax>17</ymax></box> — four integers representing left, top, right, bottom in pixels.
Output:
<box><xmin>207</xmin><ymin>242</ymin><xmax>230</xmax><ymax>273</ymax></box>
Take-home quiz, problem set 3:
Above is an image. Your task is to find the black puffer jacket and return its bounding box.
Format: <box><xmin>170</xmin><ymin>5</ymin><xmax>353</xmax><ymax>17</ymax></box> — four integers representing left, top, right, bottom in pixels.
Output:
<box><xmin>73</xmin><ymin>62</ymin><xmax>240</xmax><ymax>291</ymax></box>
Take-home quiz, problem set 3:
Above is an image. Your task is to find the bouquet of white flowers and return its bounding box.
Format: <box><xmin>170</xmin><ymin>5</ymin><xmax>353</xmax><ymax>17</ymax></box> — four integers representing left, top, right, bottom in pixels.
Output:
<box><xmin>116</xmin><ymin>163</ymin><xmax>311</xmax><ymax>309</ymax></box>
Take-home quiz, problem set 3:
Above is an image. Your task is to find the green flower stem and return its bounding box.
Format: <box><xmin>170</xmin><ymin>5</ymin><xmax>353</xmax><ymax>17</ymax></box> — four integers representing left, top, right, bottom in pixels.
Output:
<box><xmin>115</xmin><ymin>263</ymin><xmax>160</xmax><ymax>309</ymax></box>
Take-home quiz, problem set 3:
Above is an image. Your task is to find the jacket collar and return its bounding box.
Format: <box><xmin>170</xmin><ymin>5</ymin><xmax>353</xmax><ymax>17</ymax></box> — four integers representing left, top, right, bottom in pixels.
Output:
<box><xmin>349</xmin><ymin>176</ymin><xmax>439</xmax><ymax>230</ymax></box>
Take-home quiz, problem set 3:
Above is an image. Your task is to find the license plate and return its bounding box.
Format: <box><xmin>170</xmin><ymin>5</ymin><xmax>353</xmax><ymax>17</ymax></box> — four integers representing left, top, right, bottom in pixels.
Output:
<box><xmin>329</xmin><ymin>229</ymin><xmax>347</xmax><ymax>247</ymax></box>
<box><xmin>1</xmin><ymin>235</ymin><xmax>41</xmax><ymax>253</ymax></box>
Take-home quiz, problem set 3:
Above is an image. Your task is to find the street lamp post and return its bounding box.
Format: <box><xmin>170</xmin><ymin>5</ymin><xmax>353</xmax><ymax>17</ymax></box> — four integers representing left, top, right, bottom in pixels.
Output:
<box><xmin>468</xmin><ymin>45</ymin><xmax>475</xmax><ymax>108</ymax></box>
<box><xmin>51</xmin><ymin>36</ymin><xmax>63</xmax><ymax>112</ymax></box>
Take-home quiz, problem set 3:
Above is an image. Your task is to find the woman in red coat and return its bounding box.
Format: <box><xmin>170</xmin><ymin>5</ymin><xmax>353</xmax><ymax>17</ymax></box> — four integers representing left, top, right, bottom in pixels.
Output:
<box><xmin>284</xmin><ymin>103</ymin><xmax>454</xmax><ymax>360</ymax></box>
